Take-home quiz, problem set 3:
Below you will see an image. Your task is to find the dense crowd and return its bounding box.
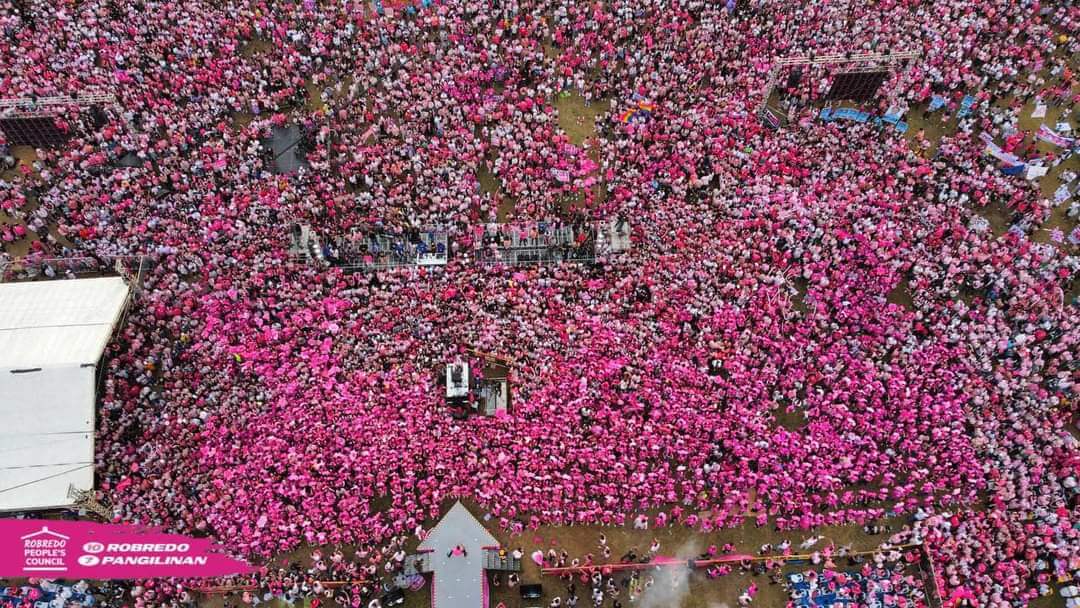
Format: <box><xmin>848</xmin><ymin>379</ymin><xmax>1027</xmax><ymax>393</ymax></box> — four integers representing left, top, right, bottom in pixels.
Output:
<box><xmin>2</xmin><ymin>0</ymin><xmax>1079</xmax><ymax>606</ymax></box>
<box><xmin>1</xmin><ymin>579</ymin><xmax>120</xmax><ymax>608</ymax></box>
<box><xmin>784</xmin><ymin>562</ymin><xmax>928</xmax><ymax>608</ymax></box>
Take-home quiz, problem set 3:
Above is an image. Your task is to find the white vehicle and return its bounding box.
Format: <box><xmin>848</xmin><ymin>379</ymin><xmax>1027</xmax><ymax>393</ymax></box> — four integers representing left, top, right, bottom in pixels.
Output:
<box><xmin>446</xmin><ymin>362</ymin><xmax>470</xmax><ymax>399</ymax></box>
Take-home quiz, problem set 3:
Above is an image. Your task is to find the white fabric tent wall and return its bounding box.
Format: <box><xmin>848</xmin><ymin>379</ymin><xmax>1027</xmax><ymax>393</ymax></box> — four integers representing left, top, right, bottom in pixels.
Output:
<box><xmin>0</xmin><ymin>277</ymin><xmax>129</xmax><ymax>511</ymax></box>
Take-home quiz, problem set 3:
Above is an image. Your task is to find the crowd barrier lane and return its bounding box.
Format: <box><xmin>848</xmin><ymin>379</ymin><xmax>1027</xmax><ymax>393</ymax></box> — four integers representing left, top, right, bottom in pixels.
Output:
<box><xmin>540</xmin><ymin>543</ymin><xmax>924</xmax><ymax>576</ymax></box>
<box><xmin>194</xmin><ymin>579</ymin><xmax>370</xmax><ymax>595</ymax></box>
<box><xmin>193</xmin><ymin>584</ymin><xmax>258</xmax><ymax>594</ymax></box>
<box><xmin>541</xmin><ymin>561</ymin><xmax>672</xmax><ymax>576</ymax></box>
<box><xmin>317</xmin><ymin>579</ymin><xmax>372</xmax><ymax>589</ymax></box>
<box><xmin>693</xmin><ymin>542</ymin><xmax>923</xmax><ymax>569</ymax></box>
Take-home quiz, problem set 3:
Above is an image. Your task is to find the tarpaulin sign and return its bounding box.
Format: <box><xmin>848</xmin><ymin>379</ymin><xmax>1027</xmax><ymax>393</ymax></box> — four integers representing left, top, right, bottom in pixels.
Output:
<box><xmin>551</xmin><ymin>168</ymin><xmax>571</xmax><ymax>182</ymax></box>
<box><xmin>1</xmin><ymin>520</ymin><xmax>253</xmax><ymax>579</ymax></box>
<box><xmin>1025</xmin><ymin>164</ymin><xmax>1049</xmax><ymax>180</ymax></box>
<box><xmin>761</xmin><ymin>109</ymin><xmax>781</xmax><ymax>130</ymax></box>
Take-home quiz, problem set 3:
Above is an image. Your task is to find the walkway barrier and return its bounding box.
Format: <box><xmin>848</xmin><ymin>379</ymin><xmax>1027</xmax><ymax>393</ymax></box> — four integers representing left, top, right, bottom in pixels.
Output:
<box><xmin>540</xmin><ymin>543</ymin><xmax>925</xmax><ymax>575</ymax></box>
<box><xmin>194</xmin><ymin>579</ymin><xmax>369</xmax><ymax>595</ymax></box>
<box><xmin>2</xmin><ymin>254</ymin><xmax>149</xmax><ymax>282</ymax></box>
<box><xmin>484</xmin><ymin>548</ymin><xmax>521</xmax><ymax>572</ymax></box>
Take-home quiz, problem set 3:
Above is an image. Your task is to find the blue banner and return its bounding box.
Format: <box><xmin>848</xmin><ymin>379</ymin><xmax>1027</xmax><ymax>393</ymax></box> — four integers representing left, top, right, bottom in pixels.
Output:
<box><xmin>877</xmin><ymin>113</ymin><xmax>909</xmax><ymax>133</ymax></box>
<box><xmin>820</xmin><ymin>107</ymin><xmax>870</xmax><ymax>123</ymax></box>
<box><xmin>957</xmin><ymin>95</ymin><xmax>976</xmax><ymax>118</ymax></box>
<box><xmin>821</xmin><ymin>107</ymin><xmax>906</xmax><ymax>133</ymax></box>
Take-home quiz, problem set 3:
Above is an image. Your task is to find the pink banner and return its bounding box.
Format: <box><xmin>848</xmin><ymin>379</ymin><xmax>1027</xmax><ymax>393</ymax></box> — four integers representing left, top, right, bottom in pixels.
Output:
<box><xmin>979</xmin><ymin>132</ymin><xmax>1023</xmax><ymax>166</ymax></box>
<box><xmin>1037</xmin><ymin>124</ymin><xmax>1076</xmax><ymax>148</ymax></box>
<box><xmin>0</xmin><ymin>519</ymin><xmax>254</xmax><ymax>579</ymax></box>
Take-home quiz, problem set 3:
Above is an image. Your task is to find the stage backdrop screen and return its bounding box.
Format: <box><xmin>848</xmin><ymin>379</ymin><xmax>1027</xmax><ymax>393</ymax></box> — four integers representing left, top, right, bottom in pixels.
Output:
<box><xmin>826</xmin><ymin>70</ymin><xmax>888</xmax><ymax>103</ymax></box>
<box><xmin>0</xmin><ymin>116</ymin><xmax>70</xmax><ymax>148</ymax></box>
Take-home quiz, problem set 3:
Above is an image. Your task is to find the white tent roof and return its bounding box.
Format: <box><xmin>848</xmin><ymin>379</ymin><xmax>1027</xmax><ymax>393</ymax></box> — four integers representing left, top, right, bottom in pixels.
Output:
<box><xmin>0</xmin><ymin>277</ymin><xmax>129</xmax><ymax>511</ymax></box>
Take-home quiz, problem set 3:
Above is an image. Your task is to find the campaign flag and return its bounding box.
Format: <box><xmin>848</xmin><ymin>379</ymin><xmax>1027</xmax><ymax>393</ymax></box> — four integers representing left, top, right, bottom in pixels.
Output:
<box><xmin>928</xmin><ymin>95</ymin><xmax>947</xmax><ymax>112</ymax></box>
<box><xmin>620</xmin><ymin>101</ymin><xmax>655</xmax><ymax>124</ymax></box>
<box><xmin>980</xmin><ymin>133</ymin><xmax>1023</xmax><ymax>166</ymax></box>
<box><xmin>1037</xmin><ymin>124</ymin><xmax>1076</xmax><ymax>148</ymax></box>
<box><xmin>762</xmin><ymin>108</ymin><xmax>781</xmax><ymax>130</ymax></box>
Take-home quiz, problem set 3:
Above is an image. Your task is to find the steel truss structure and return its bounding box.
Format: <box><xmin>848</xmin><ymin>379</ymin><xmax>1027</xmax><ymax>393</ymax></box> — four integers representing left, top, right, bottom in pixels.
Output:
<box><xmin>756</xmin><ymin>50</ymin><xmax>921</xmax><ymax>118</ymax></box>
<box><xmin>0</xmin><ymin>93</ymin><xmax>116</xmax><ymax>119</ymax></box>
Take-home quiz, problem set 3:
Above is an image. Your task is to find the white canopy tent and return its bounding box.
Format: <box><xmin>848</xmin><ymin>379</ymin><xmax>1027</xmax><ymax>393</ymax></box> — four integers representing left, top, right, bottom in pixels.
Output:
<box><xmin>0</xmin><ymin>277</ymin><xmax>130</xmax><ymax>511</ymax></box>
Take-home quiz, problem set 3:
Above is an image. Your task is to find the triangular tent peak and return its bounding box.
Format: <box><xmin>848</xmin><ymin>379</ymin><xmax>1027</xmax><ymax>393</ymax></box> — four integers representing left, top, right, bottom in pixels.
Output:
<box><xmin>411</xmin><ymin>501</ymin><xmax>504</xmax><ymax>608</ymax></box>
<box><xmin>418</xmin><ymin>501</ymin><xmax>498</xmax><ymax>552</ymax></box>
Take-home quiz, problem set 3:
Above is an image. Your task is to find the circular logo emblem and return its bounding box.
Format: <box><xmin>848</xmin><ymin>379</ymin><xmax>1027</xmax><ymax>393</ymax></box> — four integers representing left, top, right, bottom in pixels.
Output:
<box><xmin>82</xmin><ymin>542</ymin><xmax>105</xmax><ymax>554</ymax></box>
<box><xmin>77</xmin><ymin>555</ymin><xmax>100</xmax><ymax>567</ymax></box>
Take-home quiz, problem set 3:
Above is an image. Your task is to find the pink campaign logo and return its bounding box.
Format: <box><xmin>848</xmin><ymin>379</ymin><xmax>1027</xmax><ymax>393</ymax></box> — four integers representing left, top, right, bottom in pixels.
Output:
<box><xmin>1</xmin><ymin>520</ymin><xmax>254</xmax><ymax>579</ymax></box>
